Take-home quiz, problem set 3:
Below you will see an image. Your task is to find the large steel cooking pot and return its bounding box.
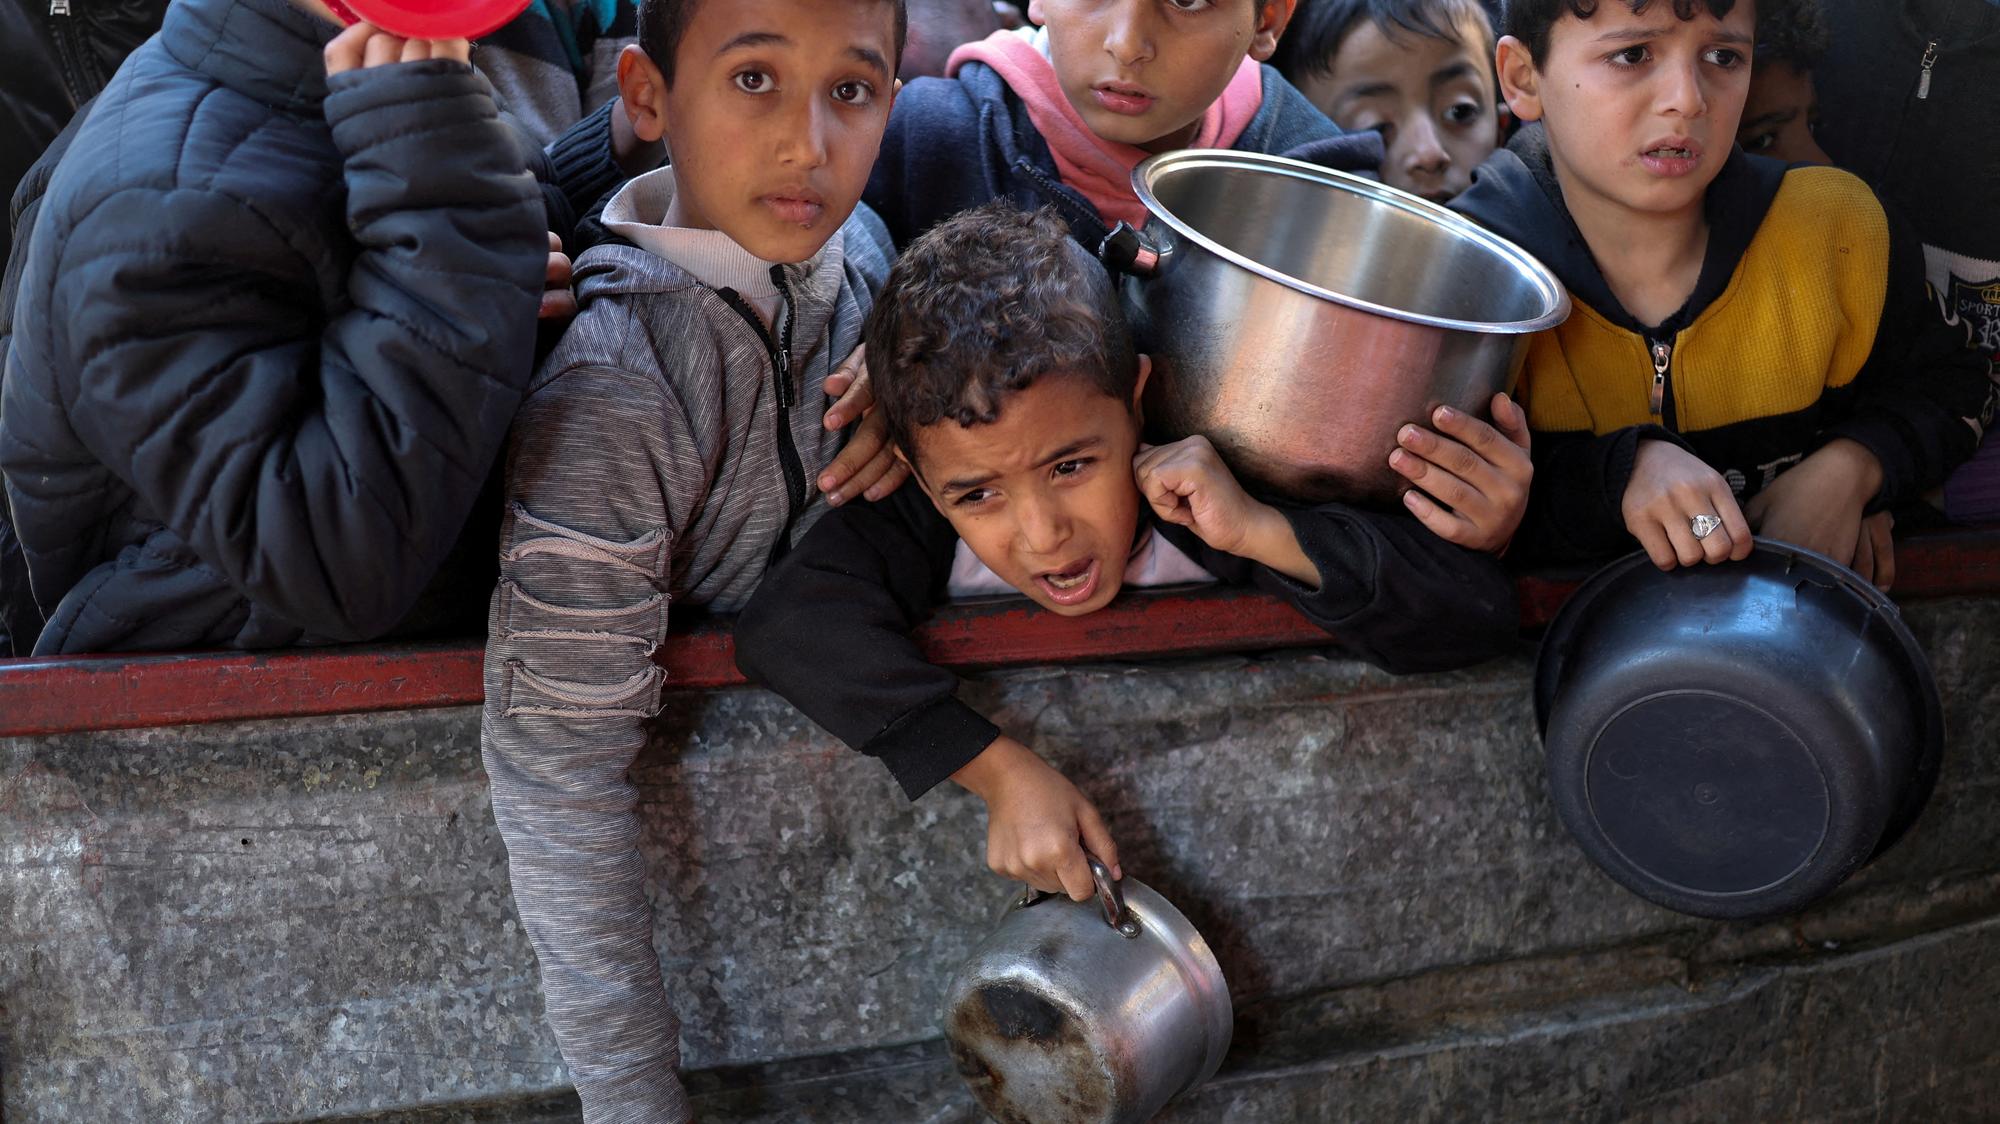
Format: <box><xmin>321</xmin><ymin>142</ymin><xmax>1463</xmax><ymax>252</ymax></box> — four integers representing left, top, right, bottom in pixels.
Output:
<box><xmin>1534</xmin><ymin>541</ymin><xmax>1943</xmax><ymax>921</ymax></box>
<box><xmin>942</xmin><ymin>859</ymin><xmax>1230</xmax><ymax>1124</ymax></box>
<box><xmin>1114</xmin><ymin>150</ymin><xmax>1570</xmax><ymax>506</ymax></box>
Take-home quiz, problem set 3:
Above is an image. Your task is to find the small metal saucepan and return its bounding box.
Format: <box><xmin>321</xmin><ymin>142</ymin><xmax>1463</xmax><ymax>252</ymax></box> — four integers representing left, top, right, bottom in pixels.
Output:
<box><xmin>1535</xmin><ymin>541</ymin><xmax>1944</xmax><ymax>921</ymax></box>
<box><xmin>1108</xmin><ymin>149</ymin><xmax>1571</xmax><ymax>507</ymax></box>
<box><xmin>941</xmin><ymin>858</ymin><xmax>1230</xmax><ymax>1124</ymax></box>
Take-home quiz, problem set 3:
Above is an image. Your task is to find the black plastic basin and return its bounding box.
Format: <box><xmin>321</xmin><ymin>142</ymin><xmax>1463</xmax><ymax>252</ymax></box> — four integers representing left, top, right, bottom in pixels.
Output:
<box><xmin>1534</xmin><ymin>541</ymin><xmax>1943</xmax><ymax>921</ymax></box>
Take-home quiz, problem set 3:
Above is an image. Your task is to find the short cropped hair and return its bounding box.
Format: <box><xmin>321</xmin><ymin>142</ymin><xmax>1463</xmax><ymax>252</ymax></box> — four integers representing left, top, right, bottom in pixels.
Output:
<box><xmin>1503</xmin><ymin>0</ymin><xmax>1740</xmax><ymax>67</ymax></box>
<box><xmin>1275</xmin><ymin>0</ymin><xmax>1497</xmax><ymax>82</ymax></box>
<box><xmin>866</xmin><ymin>203</ymin><xmax>1141</xmax><ymax>462</ymax></box>
<box><xmin>1754</xmin><ymin>0</ymin><xmax>1827</xmax><ymax>68</ymax></box>
<box><xmin>638</xmin><ymin>0</ymin><xmax>909</xmax><ymax>87</ymax></box>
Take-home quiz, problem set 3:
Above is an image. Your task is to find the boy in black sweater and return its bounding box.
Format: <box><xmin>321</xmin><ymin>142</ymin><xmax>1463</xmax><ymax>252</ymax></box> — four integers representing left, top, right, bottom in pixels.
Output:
<box><xmin>736</xmin><ymin>202</ymin><xmax>1524</xmax><ymax>902</ymax></box>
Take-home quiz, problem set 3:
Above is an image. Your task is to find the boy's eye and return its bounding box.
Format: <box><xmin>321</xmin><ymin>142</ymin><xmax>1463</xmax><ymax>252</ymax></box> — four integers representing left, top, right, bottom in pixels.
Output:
<box><xmin>832</xmin><ymin>79</ymin><xmax>876</xmax><ymax>106</ymax></box>
<box><xmin>733</xmin><ymin>70</ymin><xmax>774</xmax><ymax>93</ymax></box>
<box><xmin>1162</xmin><ymin>0</ymin><xmax>1213</xmax><ymax>12</ymax></box>
<box><xmin>1702</xmin><ymin>47</ymin><xmax>1744</xmax><ymax>68</ymax></box>
<box><xmin>1443</xmin><ymin>100</ymin><xmax>1484</xmax><ymax>126</ymax></box>
<box><xmin>954</xmin><ymin>488</ymin><xmax>993</xmax><ymax>507</ymax></box>
<box><xmin>1743</xmin><ymin>129</ymin><xmax>1777</xmax><ymax>153</ymax></box>
<box><xmin>1052</xmin><ymin>458</ymin><xmax>1093</xmax><ymax>478</ymax></box>
<box><xmin>1608</xmin><ymin>45</ymin><xmax>1650</xmax><ymax>66</ymax></box>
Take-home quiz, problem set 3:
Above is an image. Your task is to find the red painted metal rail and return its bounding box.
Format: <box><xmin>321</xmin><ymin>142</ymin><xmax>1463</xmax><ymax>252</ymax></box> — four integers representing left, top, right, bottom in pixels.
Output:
<box><xmin>2</xmin><ymin>529</ymin><xmax>1996</xmax><ymax>738</ymax></box>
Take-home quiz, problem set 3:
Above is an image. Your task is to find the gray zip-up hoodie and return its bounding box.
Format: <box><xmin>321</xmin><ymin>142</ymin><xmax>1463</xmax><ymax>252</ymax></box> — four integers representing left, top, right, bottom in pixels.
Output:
<box><xmin>480</xmin><ymin>182</ymin><xmax>893</xmax><ymax>1123</ymax></box>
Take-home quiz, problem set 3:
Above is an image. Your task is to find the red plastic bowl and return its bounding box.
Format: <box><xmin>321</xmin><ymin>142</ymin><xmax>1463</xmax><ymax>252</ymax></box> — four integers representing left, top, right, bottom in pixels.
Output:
<box><xmin>335</xmin><ymin>0</ymin><xmax>532</xmax><ymax>40</ymax></box>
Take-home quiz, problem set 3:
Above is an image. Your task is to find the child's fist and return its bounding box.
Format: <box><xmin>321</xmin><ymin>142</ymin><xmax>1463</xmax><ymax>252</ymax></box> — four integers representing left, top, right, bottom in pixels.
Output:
<box><xmin>325</xmin><ymin>22</ymin><xmax>471</xmax><ymax>74</ymax></box>
<box><xmin>1134</xmin><ymin>435</ymin><xmax>1269</xmax><ymax>557</ymax></box>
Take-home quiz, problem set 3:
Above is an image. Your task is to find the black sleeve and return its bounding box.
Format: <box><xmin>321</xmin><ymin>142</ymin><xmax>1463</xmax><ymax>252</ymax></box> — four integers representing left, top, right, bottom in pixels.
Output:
<box><xmin>44</xmin><ymin>60</ymin><xmax>546</xmax><ymax>641</ymax></box>
<box><xmin>540</xmin><ymin>98</ymin><xmax>632</xmax><ymax>229</ymax></box>
<box><xmin>1511</xmin><ymin>423</ymin><xmax>1690</xmax><ymax>565</ymax></box>
<box><xmin>734</xmin><ymin>487</ymin><xmax>999</xmax><ymax>800</ymax></box>
<box><xmin>1159</xmin><ymin>502</ymin><xmax>1520</xmax><ymax>674</ymax></box>
<box><xmin>1820</xmin><ymin>204</ymin><xmax>1998</xmax><ymax>509</ymax></box>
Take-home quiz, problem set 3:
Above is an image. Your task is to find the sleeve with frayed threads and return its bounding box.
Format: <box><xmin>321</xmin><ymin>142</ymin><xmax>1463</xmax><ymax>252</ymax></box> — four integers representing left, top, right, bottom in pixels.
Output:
<box><xmin>480</xmin><ymin>362</ymin><xmax>699</xmax><ymax>1124</ymax></box>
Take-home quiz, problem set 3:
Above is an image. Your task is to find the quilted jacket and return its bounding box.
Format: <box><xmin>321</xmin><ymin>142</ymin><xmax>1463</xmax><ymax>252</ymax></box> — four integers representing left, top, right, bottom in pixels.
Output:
<box><xmin>0</xmin><ymin>0</ymin><xmax>548</xmax><ymax>654</ymax></box>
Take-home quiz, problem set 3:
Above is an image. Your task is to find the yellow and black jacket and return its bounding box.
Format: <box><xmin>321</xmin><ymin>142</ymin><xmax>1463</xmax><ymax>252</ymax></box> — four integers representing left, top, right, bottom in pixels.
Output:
<box><xmin>1454</xmin><ymin>125</ymin><xmax>1995</xmax><ymax>564</ymax></box>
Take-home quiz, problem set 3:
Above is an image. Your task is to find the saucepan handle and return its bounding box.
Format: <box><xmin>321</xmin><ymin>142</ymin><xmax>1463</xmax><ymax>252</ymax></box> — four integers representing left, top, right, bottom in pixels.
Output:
<box><xmin>1087</xmin><ymin>855</ymin><xmax>1144</xmax><ymax>939</ymax></box>
<box><xmin>1096</xmin><ymin>221</ymin><xmax>1169</xmax><ymax>279</ymax></box>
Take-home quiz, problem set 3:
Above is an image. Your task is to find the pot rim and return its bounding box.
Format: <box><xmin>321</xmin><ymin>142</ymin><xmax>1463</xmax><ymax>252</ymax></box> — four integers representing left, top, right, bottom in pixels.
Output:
<box><xmin>1131</xmin><ymin>148</ymin><xmax>1572</xmax><ymax>335</ymax></box>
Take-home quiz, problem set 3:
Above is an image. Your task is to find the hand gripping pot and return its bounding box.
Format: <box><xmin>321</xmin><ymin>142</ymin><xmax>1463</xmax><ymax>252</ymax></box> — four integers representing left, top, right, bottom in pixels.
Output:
<box><xmin>1108</xmin><ymin>149</ymin><xmax>1570</xmax><ymax>506</ymax></box>
<box><xmin>1535</xmin><ymin>541</ymin><xmax>1944</xmax><ymax>921</ymax></box>
<box><xmin>942</xmin><ymin>859</ymin><xmax>1231</xmax><ymax>1124</ymax></box>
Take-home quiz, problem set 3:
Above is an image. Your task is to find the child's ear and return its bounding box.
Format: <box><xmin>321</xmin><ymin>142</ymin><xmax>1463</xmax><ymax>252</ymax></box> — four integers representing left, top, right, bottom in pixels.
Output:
<box><xmin>1494</xmin><ymin>35</ymin><xmax>1543</xmax><ymax>124</ymax></box>
<box><xmin>1249</xmin><ymin>0</ymin><xmax>1296</xmax><ymax>63</ymax></box>
<box><xmin>616</xmin><ymin>44</ymin><xmax>670</xmax><ymax>143</ymax></box>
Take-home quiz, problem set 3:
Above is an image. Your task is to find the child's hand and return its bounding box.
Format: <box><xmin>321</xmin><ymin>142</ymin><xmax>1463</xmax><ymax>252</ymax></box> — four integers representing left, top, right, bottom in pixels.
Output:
<box><xmin>1851</xmin><ymin>511</ymin><xmax>1897</xmax><ymax>591</ymax></box>
<box><xmin>950</xmin><ymin>736</ymin><xmax>1119</xmax><ymax>902</ymax></box>
<box><xmin>1744</xmin><ymin>438</ymin><xmax>1887</xmax><ymax>579</ymax></box>
<box><xmin>1135</xmin><ymin>436</ymin><xmax>1321</xmax><ymax>586</ymax></box>
<box><xmin>1622</xmin><ymin>439</ymin><xmax>1753</xmax><ymax>569</ymax></box>
<box><xmin>1389</xmin><ymin>393</ymin><xmax>1533</xmax><ymax>554</ymax></box>
<box><xmin>540</xmin><ymin>232</ymin><xmax>577</xmax><ymax>322</ymax></box>
<box><xmin>818</xmin><ymin>345</ymin><xmax>911</xmax><ymax>505</ymax></box>
<box><xmin>324</xmin><ymin>22</ymin><xmax>471</xmax><ymax>74</ymax></box>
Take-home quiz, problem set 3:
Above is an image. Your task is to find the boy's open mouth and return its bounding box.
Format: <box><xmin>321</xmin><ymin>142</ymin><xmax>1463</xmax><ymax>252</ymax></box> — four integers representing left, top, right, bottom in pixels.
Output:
<box><xmin>1035</xmin><ymin>557</ymin><xmax>1101</xmax><ymax>607</ymax></box>
<box><xmin>1638</xmin><ymin>138</ymin><xmax>1703</xmax><ymax>176</ymax></box>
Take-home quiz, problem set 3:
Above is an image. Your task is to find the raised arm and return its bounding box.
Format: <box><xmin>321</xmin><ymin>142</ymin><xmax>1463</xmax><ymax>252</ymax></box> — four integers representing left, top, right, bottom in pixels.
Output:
<box><xmin>36</xmin><ymin>59</ymin><xmax>545</xmax><ymax>640</ymax></box>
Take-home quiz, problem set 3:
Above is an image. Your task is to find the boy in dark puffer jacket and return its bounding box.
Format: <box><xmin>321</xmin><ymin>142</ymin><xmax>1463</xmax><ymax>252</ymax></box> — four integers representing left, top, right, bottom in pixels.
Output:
<box><xmin>0</xmin><ymin>0</ymin><xmax>549</xmax><ymax>654</ymax></box>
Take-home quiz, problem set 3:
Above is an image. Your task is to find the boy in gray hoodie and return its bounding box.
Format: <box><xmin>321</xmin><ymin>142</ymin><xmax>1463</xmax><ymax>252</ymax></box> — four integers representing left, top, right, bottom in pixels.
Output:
<box><xmin>478</xmin><ymin>0</ymin><xmax>905</xmax><ymax>1119</ymax></box>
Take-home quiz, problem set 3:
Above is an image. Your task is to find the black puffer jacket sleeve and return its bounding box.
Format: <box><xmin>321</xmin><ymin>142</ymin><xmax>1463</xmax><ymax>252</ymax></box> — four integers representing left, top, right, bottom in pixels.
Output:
<box><xmin>734</xmin><ymin>486</ymin><xmax>1000</xmax><ymax>801</ymax></box>
<box><xmin>43</xmin><ymin>60</ymin><xmax>545</xmax><ymax>641</ymax></box>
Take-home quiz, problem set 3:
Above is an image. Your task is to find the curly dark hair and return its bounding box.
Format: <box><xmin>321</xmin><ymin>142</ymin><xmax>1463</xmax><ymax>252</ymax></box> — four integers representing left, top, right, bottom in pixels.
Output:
<box><xmin>1503</xmin><ymin>0</ymin><xmax>1740</xmax><ymax>66</ymax></box>
<box><xmin>1754</xmin><ymin>0</ymin><xmax>1827</xmax><ymax>68</ymax></box>
<box><xmin>865</xmin><ymin>203</ymin><xmax>1140</xmax><ymax>465</ymax></box>
<box><xmin>1275</xmin><ymin>0</ymin><xmax>1497</xmax><ymax>83</ymax></box>
<box><xmin>638</xmin><ymin>0</ymin><xmax>908</xmax><ymax>86</ymax></box>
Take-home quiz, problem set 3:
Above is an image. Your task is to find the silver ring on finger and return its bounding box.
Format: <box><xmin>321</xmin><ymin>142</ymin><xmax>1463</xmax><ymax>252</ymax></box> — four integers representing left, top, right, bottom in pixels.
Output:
<box><xmin>1690</xmin><ymin>513</ymin><xmax>1723</xmax><ymax>540</ymax></box>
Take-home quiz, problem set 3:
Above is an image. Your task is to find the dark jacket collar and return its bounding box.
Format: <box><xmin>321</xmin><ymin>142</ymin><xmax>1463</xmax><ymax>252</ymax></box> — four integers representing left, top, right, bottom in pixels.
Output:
<box><xmin>159</xmin><ymin>0</ymin><xmax>338</xmax><ymax>113</ymax></box>
<box><xmin>954</xmin><ymin>59</ymin><xmax>1358</xmax><ymax>249</ymax></box>
<box><xmin>1452</xmin><ymin>122</ymin><xmax>1787</xmax><ymax>337</ymax></box>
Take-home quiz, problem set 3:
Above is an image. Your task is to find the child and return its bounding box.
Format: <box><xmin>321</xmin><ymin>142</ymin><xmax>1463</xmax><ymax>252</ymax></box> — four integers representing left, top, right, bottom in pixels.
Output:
<box><xmin>863</xmin><ymin>0</ymin><xmax>1380</xmax><ymax>252</ymax></box>
<box><xmin>1454</xmin><ymin>0</ymin><xmax>1996</xmax><ymax>589</ymax></box>
<box><xmin>735</xmin><ymin>202</ymin><xmax>1524</xmax><ymax>904</ymax></box>
<box><xmin>1813</xmin><ymin>0</ymin><xmax>2000</xmax><ymax>523</ymax></box>
<box><xmin>1735</xmin><ymin>0</ymin><xmax>1829</xmax><ymax>163</ymax></box>
<box><xmin>478</xmin><ymin>0</ymin><xmax>903</xmax><ymax>1118</ymax></box>
<box><xmin>1275</xmin><ymin>0</ymin><xmax>1503</xmax><ymax>202</ymax></box>
<box><xmin>0</xmin><ymin>0</ymin><xmax>548</xmax><ymax>654</ymax></box>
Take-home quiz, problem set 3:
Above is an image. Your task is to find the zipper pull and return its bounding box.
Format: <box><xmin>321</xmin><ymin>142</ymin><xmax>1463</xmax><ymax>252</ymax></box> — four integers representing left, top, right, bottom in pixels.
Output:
<box><xmin>1918</xmin><ymin>40</ymin><xmax>1939</xmax><ymax>99</ymax></box>
<box><xmin>1649</xmin><ymin>338</ymin><xmax>1671</xmax><ymax>418</ymax></box>
<box><xmin>774</xmin><ymin>345</ymin><xmax>793</xmax><ymax>407</ymax></box>
<box><xmin>49</xmin><ymin>0</ymin><xmax>70</xmax><ymax>15</ymax></box>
